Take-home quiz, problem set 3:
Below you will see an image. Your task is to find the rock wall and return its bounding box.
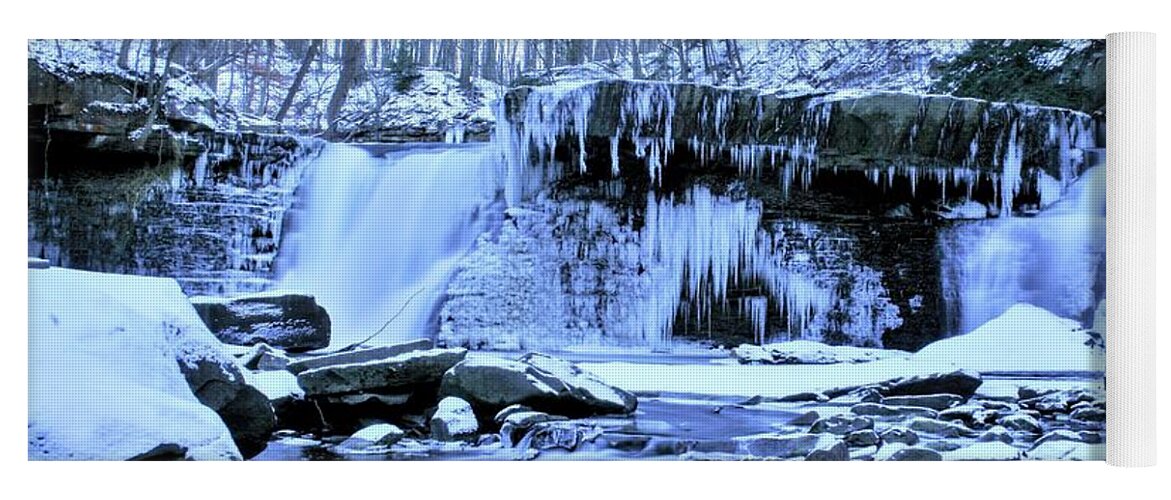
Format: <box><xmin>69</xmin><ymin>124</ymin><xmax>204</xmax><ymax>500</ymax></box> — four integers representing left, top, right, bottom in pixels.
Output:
<box><xmin>28</xmin><ymin>131</ymin><xmax>322</xmax><ymax>295</ymax></box>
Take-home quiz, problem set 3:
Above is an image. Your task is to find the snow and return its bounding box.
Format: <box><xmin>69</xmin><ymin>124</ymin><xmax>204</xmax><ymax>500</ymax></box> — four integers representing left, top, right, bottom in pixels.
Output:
<box><xmin>28</xmin><ymin>267</ymin><xmax>242</xmax><ymax>460</ymax></box>
<box><xmin>913</xmin><ymin>304</ymin><xmax>1104</xmax><ymax>373</ymax></box>
<box><xmin>731</xmin><ymin>340</ymin><xmax>909</xmax><ymax>365</ymax></box>
<box><xmin>241</xmin><ymin>369</ymin><xmax>303</xmax><ymax>400</ymax></box>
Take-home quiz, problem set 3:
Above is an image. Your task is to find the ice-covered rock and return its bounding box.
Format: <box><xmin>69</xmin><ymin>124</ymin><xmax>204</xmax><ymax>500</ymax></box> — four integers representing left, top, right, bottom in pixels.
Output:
<box><xmin>844</xmin><ymin>430</ymin><xmax>881</xmax><ymax>447</ymax></box>
<box><xmin>913</xmin><ymin>304</ymin><xmax>1104</xmax><ymax>373</ymax></box>
<box><xmin>499</xmin><ymin>411</ymin><xmax>568</xmax><ymax>447</ymax></box>
<box><xmin>29</xmin><ymin>268</ymin><xmax>247</xmax><ymax>460</ymax></box>
<box><xmin>850</xmin><ymin>403</ymin><xmax>938</xmax><ymax>420</ymax></box>
<box><xmin>431</xmin><ymin>397</ymin><xmax>479</xmax><ymax>441</ymax></box>
<box><xmin>191</xmin><ymin>293</ymin><xmax>331</xmax><ymax>352</ymax></box>
<box><xmin>296</xmin><ymin>348</ymin><xmax>467</xmax><ymax>396</ymax></box>
<box><xmin>438</xmin><ymin>353</ymin><xmax>637</xmax><ymax>418</ymax></box>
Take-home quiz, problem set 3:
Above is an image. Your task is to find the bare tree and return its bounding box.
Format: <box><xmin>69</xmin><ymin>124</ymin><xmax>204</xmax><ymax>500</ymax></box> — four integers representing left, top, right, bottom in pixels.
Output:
<box><xmin>134</xmin><ymin>40</ymin><xmax>178</xmax><ymax>150</ymax></box>
<box><xmin>458</xmin><ymin>39</ymin><xmax>477</xmax><ymax>89</ymax></box>
<box><xmin>480</xmin><ymin>39</ymin><xmax>497</xmax><ymax>82</ymax></box>
<box><xmin>117</xmin><ymin>40</ymin><xmax>133</xmax><ymax>70</ymax></box>
<box><xmin>276</xmin><ymin>39</ymin><xmax>321</xmax><ymax>123</ymax></box>
<box><xmin>325</xmin><ymin>39</ymin><xmax>365</xmax><ymax>135</ymax></box>
<box><xmin>630</xmin><ymin>39</ymin><xmax>644</xmax><ymax>79</ymax></box>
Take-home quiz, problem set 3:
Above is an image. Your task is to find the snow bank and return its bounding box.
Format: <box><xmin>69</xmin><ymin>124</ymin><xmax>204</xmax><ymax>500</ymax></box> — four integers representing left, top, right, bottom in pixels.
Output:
<box><xmin>29</xmin><ymin>268</ymin><xmax>242</xmax><ymax>460</ymax></box>
<box><xmin>912</xmin><ymin>304</ymin><xmax>1104</xmax><ymax>373</ymax></box>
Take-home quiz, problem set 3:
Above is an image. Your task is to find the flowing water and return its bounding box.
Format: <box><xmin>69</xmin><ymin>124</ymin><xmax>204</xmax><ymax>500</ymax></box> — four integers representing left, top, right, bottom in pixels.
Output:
<box><xmin>273</xmin><ymin>143</ymin><xmax>505</xmax><ymax>347</ymax></box>
<box><xmin>940</xmin><ymin>163</ymin><xmax>1106</xmax><ymax>335</ymax></box>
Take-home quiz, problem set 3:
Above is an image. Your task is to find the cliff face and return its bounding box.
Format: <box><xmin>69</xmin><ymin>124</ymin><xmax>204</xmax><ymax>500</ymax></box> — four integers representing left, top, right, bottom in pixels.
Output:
<box><xmin>29</xmin><ymin>132</ymin><xmax>322</xmax><ymax>295</ymax></box>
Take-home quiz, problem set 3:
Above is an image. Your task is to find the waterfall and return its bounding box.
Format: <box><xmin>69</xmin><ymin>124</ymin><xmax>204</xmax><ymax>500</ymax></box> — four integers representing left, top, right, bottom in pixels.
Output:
<box><xmin>940</xmin><ymin>164</ymin><xmax>1106</xmax><ymax>335</ymax></box>
<box><xmin>272</xmin><ymin>143</ymin><xmax>505</xmax><ymax>348</ymax></box>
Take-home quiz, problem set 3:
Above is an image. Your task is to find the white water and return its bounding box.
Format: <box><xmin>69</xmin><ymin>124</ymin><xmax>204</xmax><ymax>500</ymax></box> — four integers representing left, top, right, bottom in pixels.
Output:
<box><xmin>940</xmin><ymin>164</ymin><xmax>1106</xmax><ymax>335</ymax></box>
<box><xmin>273</xmin><ymin>143</ymin><xmax>504</xmax><ymax>347</ymax></box>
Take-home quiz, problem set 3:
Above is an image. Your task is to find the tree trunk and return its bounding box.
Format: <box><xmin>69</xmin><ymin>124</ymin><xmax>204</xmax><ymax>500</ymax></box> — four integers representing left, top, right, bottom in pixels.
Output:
<box><xmin>325</xmin><ymin>39</ymin><xmax>365</xmax><ymax>135</ymax></box>
<box><xmin>459</xmin><ymin>39</ymin><xmax>477</xmax><ymax>89</ymax></box>
<box><xmin>724</xmin><ymin>39</ymin><xmax>745</xmax><ymax>85</ymax></box>
<box><xmin>674</xmin><ymin>39</ymin><xmax>691</xmax><ymax>81</ymax></box>
<box><xmin>480</xmin><ymin>39</ymin><xmax>497</xmax><ymax>82</ymax></box>
<box><xmin>117</xmin><ymin>40</ymin><xmax>133</xmax><ymax>70</ymax></box>
<box><xmin>260</xmin><ymin>40</ymin><xmax>275</xmax><ymax>115</ymax></box>
<box><xmin>134</xmin><ymin>41</ymin><xmax>177</xmax><ymax>150</ymax></box>
<box><xmin>276</xmin><ymin>39</ymin><xmax>320</xmax><ymax>123</ymax></box>
<box><xmin>416</xmin><ymin>39</ymin><xmax>431</xmax><ymax>67</ymax></box>
<box><xmin>630</xmin><ymin>39</ymin><xmax>643</xmax><ymax>79</ymax></box>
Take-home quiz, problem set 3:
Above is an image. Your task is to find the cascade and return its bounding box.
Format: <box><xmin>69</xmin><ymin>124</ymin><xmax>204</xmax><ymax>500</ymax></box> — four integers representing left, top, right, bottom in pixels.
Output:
<box><xmin>940</xmin><ymin>165</ymin><xmax>1106</xmax><ymax>335</ymax></box>
<box><xmin>273</xmin><ymin>143</ymin><xmax>504</xmax><ymax>347</ymax></box>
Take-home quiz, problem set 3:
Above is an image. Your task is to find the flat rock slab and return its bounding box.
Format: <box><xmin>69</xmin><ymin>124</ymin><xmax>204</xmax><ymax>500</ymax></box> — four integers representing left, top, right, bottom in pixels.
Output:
<box><xmin>439</xmin><ymin>353</ymin><xmax>638</xmax><ymax>419</ymax></box>
<box><xmin>297</xmin><ymin>348</ymin><xmax>467</xmax><ymax>396</ymax></box>
<box><xmin>287</xmin><ymin>339</ymin><xmax>434</xmax><ymax>374</ymax></box>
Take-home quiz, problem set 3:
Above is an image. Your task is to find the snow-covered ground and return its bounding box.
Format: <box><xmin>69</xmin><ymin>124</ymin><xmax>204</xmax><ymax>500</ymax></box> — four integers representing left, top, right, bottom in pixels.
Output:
<box><xmin>28</xmin><ymin>267</ymin><xmax>243</xmax><ymax>460</ymax></box>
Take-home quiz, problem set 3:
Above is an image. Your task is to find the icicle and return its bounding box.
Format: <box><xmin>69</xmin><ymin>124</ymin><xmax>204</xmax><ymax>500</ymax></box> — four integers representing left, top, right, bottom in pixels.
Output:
<box><xmin>1000</xmin><ymin>122</ymin><xmax>1023</xmax><ymax>217</ymax></box>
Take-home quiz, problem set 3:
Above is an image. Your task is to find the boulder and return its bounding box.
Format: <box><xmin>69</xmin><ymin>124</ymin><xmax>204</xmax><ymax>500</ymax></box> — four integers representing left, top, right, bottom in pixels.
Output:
<box><xmin>29</xmin><ymin>268</ymin><xmax>246</xmax><ymax>460</ymax></box>
<box><xmin>805</xmin><ymin>439</ymin><xmax>850</xmax><ymax>461</ymax></box>
<box><xmin>191</xmin><ymin>293</ymin><xmax>331</xmax><ymax>352</ymax></box>
<box><xmin>338</xmin><ymin>424</ymin><xmax>405</xmax><ymax>451</ymax></box>
<box><xmin>238</xmin><ymin>343</ymin><xmax>292</xmax><ymax>372</ymax></box>
<box><xmin>180</xmin><ymin>357</ymin><xmax>276</xmax><ymax>459</ymax></box>
<box><xmin>810</xmin><ymin>415</ymin><xmax>874</xmax><ymax>435</ymax></box>
<box><xmin>883</xmin><ymin>446</ymin><xmax>943</xmax><ymax>461</ymax></box>
<box><xmin>977</xmin><ymin>425</ymin><xmax>1014</xmax><ymax>444</ymax></box>
<box><xmin>1000</xmin><ymin>414</ymin><xmax>1044</xmax><ymax>434</ymax></box>
<box><xmin>438</xmin><ymin>353</ymin><xmax>637</xmax><ymax>419</ymax></box>
<box><xmin>1070</xmin><ymin>406</ymin><xmax>1106</xmax><ymax>422</ymax></box>
<box><xmin>845</xmin><ymin>430</ymin><xmax>881</xmax><ymax>447</ymax></box>
<box><xmin>850</xmin><ymin>403</ymin><xmax>938</xmax><ymax>420</ymax></box>
<box><xmin>297</xmin><ymin>348</ymin><xmax>467</xmax><ymax>396</ymax></box>
<box><xmin>946</xmin><ymin>442</ymin><xmax>1023</xmax><ymax>461</ymax></box>
<box><xmin>499</xmin><ymin>411</ymin><xmax>568</xmax><ymax>446</ymax></box>
<box><xmin>286</xmin><ymin>339</ymin><xmax>434</xmax><ymax>374</ymax></box>
<box><xmin>879</xmin><ymin>370</ymin><xmax>983</xmax><ymax>399</ymax></box>
<box><xmin>879</xmin><ymin>427</ymin><xmax>920</xmax><ymax>446</ymax></box>
<box><xmin>735</xmin><ymin>433</ymin><xmax>841</xmax><ymax>459</ymax></box>
<box><xmin>788</xmin><ymin>411</ymin><xmax>822</xmax><ymax>427</ymax></box>
<box><xmin>882</xmin><ymin>394</ymin><xmax>964</xmax><ymax>411</ymax></box>
<box><xmin>431</xmin><ymin>397</ymin><xmax>479</xmax><ymax>441</ymax></box>
<box><xmin>907</xmin><ymin>417</ymin><xmax>976</xmax><ymax>438</ymax></box>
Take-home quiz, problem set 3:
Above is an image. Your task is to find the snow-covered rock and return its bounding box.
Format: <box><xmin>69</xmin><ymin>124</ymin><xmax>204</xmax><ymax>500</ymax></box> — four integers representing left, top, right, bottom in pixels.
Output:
<box><xmin>29</xmin><ymin>268</ymin><xmax>246</xmax><ymax>460</ymax></box>
<box><xmin>286</xmin><ymin>339</ymin><xmax>433</xmax><ymax>374</ymax></box>
<box><xmin>978</xmin><ymin>426</ymin><xmax>1014</xmax><ymax>444</ymax></box>
<box><xmin>1000</xmin><ymin>414</ymin><xmax>1044</xmax><ymax>434</ymax></box>
<box><xmin>731</xmin><ymin>340</ymin><xmax>907</xmax><ymax>365</ymax></box>
<box><xmin>882</xmin><ymin>446</ymin><xmax>944</xmax><ymax>461</ymax></box>
<box><xmin>880</xmin><ymin>427</ymin><xmax>920</xmax><ymax>446</ymax></box>
<box><xmin>430</xmin><ymin>397</ymin><xmax>479</xmax><ymax>441</ymax></box>
<box><xmin>338</xmin><ymin>424</ymin><xmax>405</xmax><ymax>451</ymax></box>
<box><xmin>438</xmin><ymin>353</ymin><xmax>638</xmax><ymax>418</ymax></box>
<box><xmin>882</xmin><ymin>393</ymin><xmax>964</xmax><ymax>411</ymax></box>
<box><xmin>913</xmin><ymin>304</ymin><xmax>1104</xmax><ymax>373</ymax></box>
<box><xmin>190</xmin><ymin>293</ymin><xmax>331</xmax><ymax>352</ymax></box>
<box><xmin>296</xmin><ymin>348</ymin><xmax>467</xmax><ymax>396</ymax></box>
